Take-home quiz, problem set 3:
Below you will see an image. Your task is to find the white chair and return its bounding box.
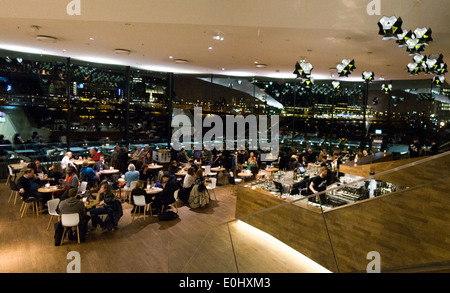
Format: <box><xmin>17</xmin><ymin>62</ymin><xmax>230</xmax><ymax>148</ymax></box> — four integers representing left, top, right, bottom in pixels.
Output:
<box><xmin>78</xmin><ymin>181</ymin><xmax>88</xmax><ymax>196</ymax></box>
<box><xmin>171</xmin><ymin>189</ymin><xmax>179</xmax><ymax>213</ymax></box>
<box><xmin>124</xmin><ymin>181</ymin><xmax>138</xmax><ymax>202</ymax></box>
<box><xmin>6</xmin><ymin>165</ymin><xmax>14</xmax><ymax>186</ymax></box>
<box><xmin>206</xmin><ymin>178</ymin><xmax>217</xmax><ymax>200</ymax></box>
<box><xmin>204</xmin><ymin>165</ymin><xmax>217</xmax><ymax>177</ymax></box>
<box><xmin>60</xmin><ymin>213</ymin><xmax>80</xmax><ymax>245</ymax></box>
<box><xmin>132</xmin><ymin>195</ymin><xmax>152</xmax><ymax>218</ymax></box>
<box><xmin>46</xmin><ymin>198</ymin><xmax>60</xmax><ymax>230</ymax></box>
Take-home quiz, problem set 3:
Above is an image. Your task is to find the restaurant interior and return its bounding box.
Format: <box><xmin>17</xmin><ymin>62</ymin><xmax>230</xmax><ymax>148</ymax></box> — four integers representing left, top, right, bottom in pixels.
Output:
<box><xmin>0</xmin><ymin>0</ymin><xmax>449</xmax><ymax>275</ymax></box>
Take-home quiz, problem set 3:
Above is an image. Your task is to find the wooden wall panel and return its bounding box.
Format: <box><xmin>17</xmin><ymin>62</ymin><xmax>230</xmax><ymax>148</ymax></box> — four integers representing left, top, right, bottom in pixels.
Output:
<box><xmin>235</xmin><ymin>152</ymin><xmax>450</xmax><ymax>272</ymax></box>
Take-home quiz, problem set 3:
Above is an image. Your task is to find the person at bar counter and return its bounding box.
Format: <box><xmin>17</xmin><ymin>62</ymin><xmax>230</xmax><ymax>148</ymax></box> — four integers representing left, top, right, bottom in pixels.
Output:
<box><xmin>309</xmin><ymin>166</ymin><xmax>329</xmax><ymax>205</ymax></box>
<box><xmin>408</xmin><ymin>136</ymin><xmax>423</xmax><ymax>158</ymax></box>
<box><xmin>306</xmin><ymin>148</ymin><xmax>317</xmax><ymax>164</ymax></box>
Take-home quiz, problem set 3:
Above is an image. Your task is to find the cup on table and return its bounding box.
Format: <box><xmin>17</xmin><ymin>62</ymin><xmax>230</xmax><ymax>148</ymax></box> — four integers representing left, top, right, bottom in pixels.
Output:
<box><xmin>45</xmin><ymin>183</ymin><xmax>50</xmax><ymax>188</ymax></box>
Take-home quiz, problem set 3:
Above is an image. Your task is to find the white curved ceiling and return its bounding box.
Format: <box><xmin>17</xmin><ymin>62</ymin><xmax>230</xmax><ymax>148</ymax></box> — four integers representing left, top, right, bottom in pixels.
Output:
<box><xmin>0</xmin><ymin>0</ymin><xmax>449</xmax><ymax>81</ymax></box>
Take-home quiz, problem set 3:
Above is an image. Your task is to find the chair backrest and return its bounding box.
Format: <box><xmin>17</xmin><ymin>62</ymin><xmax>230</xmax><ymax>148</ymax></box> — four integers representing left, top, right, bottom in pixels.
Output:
<box><xmin>130</xmin><ymin>181</ymin><xmax>138</xmax><ymax>190</ymax></box>
<box><xmin>8</xmin><ymin>165</ymin><xmax>14</xmax><ymax>176</ymax></box>
<box><xmin>78</xmin><ymin>181</ymin><xmax>88</xmax><ymax>193</ymax></box>
<box><xmin>47</xmin><ymin>199</ymin><xmax>60</xmax><ymax>216</ymax></box>
<box><xmin>173</xmin><ymin>189</ymin><xmax>179</xmax><ymax>200</ymax></box>
<box><xmin>210</xmin><ymin>178</ymin><xmax>216</xmax><ymax>188</ymax></box>
<box><xmin>205</xmin><ymin>165</ymin><xmax>211</xmax><ymax>174</ymax></box>
<box><xmin>9</xmin><ymin>180</ymin><xmax>18</xmax><ymax>191</ymax></box>
<box><xmin>133</xmin><ymin>195</ymin><xmax>146</xmax><ymax>206</ymax></box>
<box><xmin>61</xmin><ymin>213</ymin><xmax>80</xmax><ymax>227</ymax></box>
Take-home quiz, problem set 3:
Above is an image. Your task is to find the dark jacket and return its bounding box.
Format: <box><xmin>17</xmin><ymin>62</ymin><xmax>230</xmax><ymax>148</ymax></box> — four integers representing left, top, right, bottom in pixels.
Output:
<box><xmin>16</xmin><ymin>175</ymin><xmax>41</xmax><ymax>198</ymax></box>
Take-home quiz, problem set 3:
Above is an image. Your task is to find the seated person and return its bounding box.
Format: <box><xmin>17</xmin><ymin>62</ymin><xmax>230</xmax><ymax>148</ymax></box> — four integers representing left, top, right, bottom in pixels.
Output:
<box><xmin>47</xmin><ymin>163</ymin><xmax>65</xmax><ymax>185</ymax></box>
<box><xmin>143</xmin><ymin>151</ymin><xmax>153</xmax><ymax>165</ymax></box>
<box><xmin>59</xmin><ymin>166</ymin><xmax>79</xmax><ymax>200</ymax></box>
<box><xmin>17</xmin><ymin>168</ymin><xmax>48</xmax><ymax>202</ymax></box>
<box><xmin>177</xmin><ymin>148</ymin><xmax>189</xmax><ymax>165</ymax></box>
<box><xmin>90</xmin><ymin>183</ymin><xmax>120</xmax><ymax>231</ymax></box>
<box><xmin>89</xmin><ymin>148</ymin><xmax>101</xmax><ymax>161</ymax></box>
<box><xmin>130</xmin><ymin>180</ymin><xmax>155</xmax><ymax>214</ymax></box>
<box><xmin>188</xmin><ymin>170</ymin><xmax>209</xmax><ymax>208</ymax></box>
<box><xmin>168</xmin><ymin>160</ymin><xmax>180</xmax><ymax>176</ymax></box>
<box><xmin>153</xmin><ymin>175</ymin><xmax>178</xmax><ymax>213</ymax></box>
<box><xmin>80</xmin><ymin>162</ymin><xmax>97</xmax><ymax>183</ymax></box>
<box><xmin>34</xmin><ymin>160</ymin><xmax>47</xmax><ymax>175</ymax></box>
<box><xmin>56</xmin><ymin>188</ymin><xmax>89</xmax><ymax>242</ymax></box>
<box><xmin>140</xmin><ymin>164</ymin><xmax>154</xmax><ymax>183</ymax></box>
<box><xmin>124</xmin><ymin>164</ymin><xmax>140</xmax><ymax>188</ymax></box>
<box><xmin>179</xmin><ymin>167</ymin><xmax>195</xmax><ymax>203</ymax></box>
<box><xmin>92</xmin><ymin>155</ymin><xmax>109</xmax><ymax>173</ymax></box>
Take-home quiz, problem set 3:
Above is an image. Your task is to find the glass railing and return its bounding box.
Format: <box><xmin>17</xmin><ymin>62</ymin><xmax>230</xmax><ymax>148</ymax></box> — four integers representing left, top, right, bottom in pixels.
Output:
<box><xmin>168</xmin><ymin>151</ymin><xmax>450</xmax><ymax>273</ymax></box>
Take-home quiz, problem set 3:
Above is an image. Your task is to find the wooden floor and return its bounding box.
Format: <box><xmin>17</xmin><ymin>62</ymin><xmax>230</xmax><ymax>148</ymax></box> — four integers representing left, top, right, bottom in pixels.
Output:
<box><xmin>0</xmin><ymin>183</ymin><xmax>327</xmax><ymax>273</ymax></box>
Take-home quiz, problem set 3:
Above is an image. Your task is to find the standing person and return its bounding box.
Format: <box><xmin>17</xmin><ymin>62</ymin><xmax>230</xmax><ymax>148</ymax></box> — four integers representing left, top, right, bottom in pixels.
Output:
<box><xmin>110</xmin><ymin>146</ymin><xmax>120</xmax><ymax>169</ymax></box>
<box><xmin>117</xmin><ymin>147</ymin><xmax>130</xmax><ymax>174</ymax></box>
<box><xmin>309</xmin><ymin>167</ymin><xmax>329</xmax><ymax>205</ymax></box>
<box><xmin>408</xmin><ymin>136</ymin><xmax>422</xmax><ymax>158</ymax></box>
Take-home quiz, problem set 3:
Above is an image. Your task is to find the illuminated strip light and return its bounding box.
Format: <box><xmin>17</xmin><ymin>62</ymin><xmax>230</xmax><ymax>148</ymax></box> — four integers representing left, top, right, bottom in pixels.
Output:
<box><xmin>234</xmin><ymin>220</ymin><xmax>332</xmax><ymax>273</ymax></box>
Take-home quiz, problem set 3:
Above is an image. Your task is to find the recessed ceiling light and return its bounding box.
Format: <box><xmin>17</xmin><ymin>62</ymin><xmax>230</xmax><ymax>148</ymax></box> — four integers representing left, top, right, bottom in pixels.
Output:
<box><xmin>255</xmin><ymin>63</ymin><xmax>267</xmax><ymax>68</ymax></box>
<box><xmin>174</xmin><ymin>59</ymin><xmax>188</xmax><ymax>64</ymax></box>
<box><xmin>208</xmin><ymin>47</ymin><xmax>213</xmax><ymax>50</ymax></box>
<box><xmin>114</xmin><ymin>49</ymin><xmax>131</xmax><ymax>55</ymax></box>
<box><xmin>169</xmin><ymin>56</ymin><xmax>173</xmax><ymax>59</ymax></box>
<box><xmin>36</xmin><ymin>35</ymin><xmax>58</xmax><ymax>43</ymax></box>
<box><xmin>89</xmin><ymin>37</ymin><xmax>95</xmax><ymax>40</ymax></box>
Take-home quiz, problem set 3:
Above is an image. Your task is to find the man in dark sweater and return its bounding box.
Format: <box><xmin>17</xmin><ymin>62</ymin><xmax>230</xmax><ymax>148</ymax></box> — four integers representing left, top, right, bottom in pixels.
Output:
<box><xmin>16</xmin><ymin>168</ymin><xmax>47</xmax><ymax>202</ymax></box>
